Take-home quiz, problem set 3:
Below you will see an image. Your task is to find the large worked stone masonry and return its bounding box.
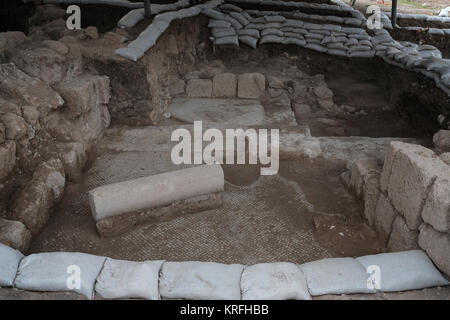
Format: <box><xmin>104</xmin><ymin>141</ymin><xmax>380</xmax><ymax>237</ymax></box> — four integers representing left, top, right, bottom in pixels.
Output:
<box><xmin>0</xmin><ymin>0</ymin><xmax>449</xmax><ymax>299</ymax></box>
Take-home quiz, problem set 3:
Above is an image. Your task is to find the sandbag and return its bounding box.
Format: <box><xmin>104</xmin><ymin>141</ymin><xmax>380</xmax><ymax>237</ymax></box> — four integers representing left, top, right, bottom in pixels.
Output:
<box><xmin>261</xmin><ymin>28</ymin><xmax>284</xmax><ymax>37</ymax></box>
<box><xmin>212</xmin><ymin>28</ymin><xmax>236</xmax><ymax>38</ymax></box>
<box><xmin>220</xmin><ymin>3</ymin><xmax>243</xmax><ymax>12</ymax></box>
<box><xmin>238</xmin><ymin>28</ymin><xmax>260</xmax><ymax>38</ymax></box>
<box><xmin>264</xmin><ymin>15</ymin><xmax>286</xmax><ymax>23</ymax></box>
<box><xmin>300</xmin><ymin>257</ymin><xmax>375</xmax><ymax>296</ymax></box>
<box><xmin>328</xmin><ymin>49</ymin><xmax>348</xmax><ymax>57</ymax></box>
<box><xmin>115</xmin><ymin>47</ymin><xmax>145</xmax><ymax>62</ymax></box>
<box><xmin>202</xmin><ymin>8</ymin><xmax>227</xmax><ymax>20</ymax></box>
<box><xmin>95</xmin><ymin>258</ymin><xmax>165</xmax><ymax>299</ymax></box>
<box><xmin>159</xmin><ymin>261</ymin><xmax>244</xmax><ymax>300</ymax></box>
<box><xmin>230</xmin><ymin>12</ymin><xmax>250</xmax><ymax>26</ymax></box>
<box><xmin>259</xmin><ymin>34</ymin><xmax>283</xmax><ymax>44</ymax></box>
<box><xmin>215</xmin><ymin>35</ymin><xmax>239</xmax><ymax>46</ymax></box>
<box><xmin>241</xmin><ymin>262</ymin><xmax>311</xmax><ymax>300</ymax></box>
<box><xmin>356</xmin><ymin>250</ymin><xmax>449</xmax><ymax>292</ymax></box>
<box><xmin>283</xmin><ymin>37</ymin><xmax>306</xmax><ymax>47</ymax></box>
<box><xmin>239</xmin><ymin>35</ymin><xmax>258</xmax><ymax>49</ymax></box>
<box><xmin>0</xmin><ymin>243</ymin><xmax>23</xmax><ymax>287</ymax></box>
<box><xmin>224</xmin><ymin>15</ymin><xmax>243</xmax><ymax>30</ymax></box>
<box><xmin>348</xmin><ymin>50</ymin><xmax>375</xmax><ymax>58</ymax></box>
<box><xmin>305</xmin><ymin>43</ymin><xmax>327</xmax><ymax>53</ymax></box>
<box><xmin>118</xmin><ymin>9</ymin><xmax>145</xmax><ymax>28</ymax></box>
<box><xmin>208</xmin><ymin>19</ymin><xmax>232</xmax><ymax>28</ymax></box>
<box><xmin>14</xmin><ymin>252</ymin><xmax>106</xmax><ymax>299</ymax></box>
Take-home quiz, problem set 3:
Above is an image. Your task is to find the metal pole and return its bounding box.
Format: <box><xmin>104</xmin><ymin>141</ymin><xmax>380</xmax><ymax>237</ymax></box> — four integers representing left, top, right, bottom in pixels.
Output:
<box><xmin>144</xmin><ymin>0</ymin><xmax>151</xmax><ymax>18</ymax></box>
<box><xmin>391</xmin><ymin>0</ymin><xmax>398</xmax><ymax>28</ymax></box>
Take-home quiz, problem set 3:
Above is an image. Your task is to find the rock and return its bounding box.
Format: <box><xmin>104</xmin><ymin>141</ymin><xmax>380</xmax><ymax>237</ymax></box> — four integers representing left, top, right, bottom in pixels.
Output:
<box><xmin>433</xmin><ymin>130</ymin><xmax>450</xmax><ymax>153</ymax></box>
<box><xmin>165</xmin><ymin>35</ymin><xmax>179</xmax><ymax>55</ymax></box>
<box><xmin>388</xmin><ymin>215</ymin><xmax>419</xmax><ymax>252</ymax></box>
<box><xmin>199</xmin><ymin>66</ymin><xmax>223</xmax><ymax>79</ymax></box>
<box><xmin>55</xmin><ymin>142</ymin><xmax>87</xmax><ymax>182</ymax></box>
<box><xmin>42</xmin><ymin>40</ymin><xmax>69</xmax><ymax>55</ymax></box>
<box><xmin>267</xmin><ymin>76</ymin><xmax>284</xmax><ymax>89</ymax></box>
<box><xmin>418</xmin><ymin>223</ymin><xmax>450</xmax><ymax>277</ymax></box>
<box><xmin>0</xmin><ymin>31</ymin><xmax>28</xmax><ymax>59</ymax></box>
<box><xmin>293</xmin><ymin>103</ymin><xmax>312</xmax><ymax>116</ymax></box>
<box><xmin>237</xmin><ymin>73</ymin><xmax>265</xmax><ymax>99</ymax></box>
<box><xmin>317</xmin><ymin>99</ymin><xmax>336</xmax><ymax>112</ymax></box>
<box><xmin>0</xmin><ymin>218</ymin><xmax>31</xmax><ymax>253</ymax></box>
<box><xmin>33</xmin><ymin>158</ymin><xmax>66</xmax><ymax>202</ymax></box>
<box><xmin>43</xmin><ymin>102</ymin><xmax>110</xmax><ymax>144</ymax></box>
<box><xmin>184</xmin><ymin>71</ymin><xmax>201</xmax><ymax>81</ymax></box>
<box><xmin>11</xmin><ymin>158</ymin><xmax>65</xmax><ymax>236</ymax></box>
<box><xmin>0</xmin><ymin>113</ymin><xmax>27</xmax><ymax>140</ymax></box>
<box><xmin>440</xmin><ymin>152</ymin><xmax>450</xmax><ymax>165</ymax></box>
<box><xmin>11</xmin><ymin>46</ymin><xmax>69</xmax><ymax>83</ymax></box>
<box><xmin>349</xmin><ymin>158</ymin><xmax>382</xmax><ymax>225</ymax></box>
<box><xmin>380</xmin><ymin>142</ymin><xmax>446</xmax><ymax>230</ymax></box>
<box><xmin>421</xmin><ymin>172</ymin><xmax>450</xmax><ymax>233</ymax></box>
<box><xmin>84</xmin><ymin>26</ymin><xmax>99</xmax><ymax>39</ymax></box>
<box><xmin>0</xmin><ymin>98</ymin><xmax>22</xmax><ymax>116</ymax></box>
<box><xmin>0</xmin><ymin>141</ymin><xmax>16</xmax><ymax>181</ymax></box>
<box><xmin>0</xmin><ymin>123</ymin><xmax>4</xmax><ymax>143</ymax></box>
<box><xmin>169</xmin><ymin>78</ymin><xmax>185</xmax><ymax>96</ymax></box>
<box><xmin>11</xmin><ymin>179</ymin><xmax>53</xmax><ymax>237</ymax></box>
<box><xmin>293</xmin><ymin>82</ymin><xmax>307</xmax><ymax>100</ymax></box>
<box><xmin>56</xmin><ymin>75</ymin><xmax>110</xmax><ymax>117</ymax></box>
<box><xmin>374</xmin><ymin>193</ymin><xmax>396</xmax><ymax>243</ymax></box>
<box><xmin>0</xmin><ymin>63</ymin><xmax>64</xmax><ymax>112</ymax></box>
<box><xmin>212</xmin><ymin>73</ymin><xmax>237</xmax><ymax>98</ymax></box>
<box><xmin>21</xmin><ymin>106</ymin><xmax>40</xmax><ymax>125</ymax></box>
<box><xmin>313</xmin><ymin>85</ymin><xmax>333</xmax><ymax>100</ymax></box>
<box><xmin>186</xmin><ymin>79</ymin><xmax>212</xmax><ymax>98</ymax></box>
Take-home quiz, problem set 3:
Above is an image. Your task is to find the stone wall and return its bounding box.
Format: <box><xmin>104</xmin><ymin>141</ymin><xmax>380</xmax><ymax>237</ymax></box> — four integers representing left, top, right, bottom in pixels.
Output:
<box><xmin>347</xmin><ymin>139</ymin><xmax>450</xmax><ymax>278</ymax></box>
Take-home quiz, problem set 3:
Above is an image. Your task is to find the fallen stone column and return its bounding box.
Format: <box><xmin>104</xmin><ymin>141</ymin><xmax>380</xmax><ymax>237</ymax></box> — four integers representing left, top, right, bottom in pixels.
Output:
<box><xmin>89</xmin><ymin>164</ymin><xmax>224</xmax><ymax>221</ymax></box>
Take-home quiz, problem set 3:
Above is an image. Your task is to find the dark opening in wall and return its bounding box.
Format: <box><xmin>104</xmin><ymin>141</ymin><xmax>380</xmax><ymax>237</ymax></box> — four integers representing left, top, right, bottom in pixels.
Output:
<box><xmin>0</xmin><ymin>0</ymin><xmax>36</xmax><ymax>33</ymax></box>
<box><xmin>396</xmin><ymin>94</ymin><xmax>439</xmax><ymax>135</ymax></box>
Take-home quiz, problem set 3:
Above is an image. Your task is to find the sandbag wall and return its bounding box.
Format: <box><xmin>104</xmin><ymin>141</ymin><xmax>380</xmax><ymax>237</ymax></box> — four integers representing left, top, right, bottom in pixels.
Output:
<box><xmin>1</xmin><ymin>242</ymin><xmax>448</xmax><ymax>299</ymax></box>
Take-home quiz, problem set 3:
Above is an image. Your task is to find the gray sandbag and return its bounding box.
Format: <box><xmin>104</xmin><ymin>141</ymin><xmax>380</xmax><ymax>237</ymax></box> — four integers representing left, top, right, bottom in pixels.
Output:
<box><xmin>215</xmin><ymin>35</ymin><xmax>239</xmax><ymax>46</ymax></box>
<box><xmin>359</xmin><ymin>40</ymin><xmax>372</xmax><ymax>47</ymax></box>
<box><xmin>252</xmin><ymin>17</ymin><xmax>267</xmax><ymax>23</ymax></box>
<box><xmin>282</xmin><ymin>19</ymin><xmax>303</xmax><ymax>28</ymax></box>
<box><xmin>239</xmin><ymin>35</ymin><xmax>258</xmax><ymax>49</ymax></box>
<box><xmin>344</xmin><ymin>17</ymin><xmax>364</xmax><ymax>26</ymax></box>
<box><xmin>305</xmin><ymin>32</ymin><xmax>324</xmax><ymax>40</ymax></box>
<box><xmin>212</xmin><ymin>28</ymin><xmax>236</xmax><ymax>38</ymax></box>
<box><xmin>14</xmin><ymin>252</ymin><xmax>106</xmax><ymax>299</ymax></box>
<box><xmin>327</xmin><ymin>49</ymin><xmax>348</xmax><ymax>57</ymax></box>
<box><xmin>208</xmin><ymin>19</ymin><xmax>232</xmax><ymax>28</ymax></box>
<box><xmin>300</xmin><ymin>257</ymin><xmax>375</xmax><ymax>296</ymax></box>
<box><xmin>230</xmin><ymin>12</ymin><xmax>250</xmax><ymax>26</ymax></box>
<box><xmin>220</xmin><ymin>3</ymin><xmax>243</xmax><ymax>12</ymax></box>
<box><xmin>310</xmin><ymin>29</ymin><xmax>331</xmax><ymax>36</ymax></box>
<box><xmin>261</xmin><ymin>28</ymin><xmax>284</xmax><ymax>37</ymax></box>
<box><xmin>305</xmin><ymin>43</ymin><xmax>327</xmax><ymax>53</ymax></box>
<box><xmin>264</xmin><ymin>15</ymin><xmax>286</xmax><ymax>23</ymax></box>
<box><xmin>283</xmin><ymin>37</ymin><xmax>306</xmax><ymax>47</ymax></box>
<box><xmin>303</xmin><ymin>22</ymin><xmax>322</xmax><ymax>30</ymax></box>
<box><xmin>345</xmin><ymin>38</ymin><xmax>358</xmax><ymax>45</ymax></box>
<box><xmin>224</xmin><ymin>15</ymin><xmax>243</xmax><ymax>30</ymax></box>
<box><xmin>118</xmin><ymin>9</ymin><xmax>145</xmax><ymax>28</ymax></box>
<box><xmin>371</xmin><ymin>34</ymin><xmax>393</xmax><ymax>44</ymax></box>
<box><xmin>259</xmin><ymin>34</ymin><xmax>283</xmax><ymax>44</ymax></box>
<box><xmin>95</xmin><ymin>258</ymin><xmax>165</xmax><ymax>300</ymax></box>
<box><xmin>327</xmin><ymin>16</ymin><xmax>344</xmax><ymax>23</ymax></box>
<box><xmin>357</xmin><ymin>250</ymin><xmax>449</xmax><ymax>292</ymax></box>
<box><xmin>429</xmin><ymin>28</ymin><xmax>444</xmax><ymax>36</ymax></box>
<box><xmin>283</xmin><ymin>32</ymin><xmax>305</xmax><ymax>40</ymax></box>
<box><xmin>281</xmin><ymin>27</ymin><xmax>308</xmax><ymax>35</ymax></box>
<box><xmin>238</xmin><ymin>29</ymin><xmax>260</xmax><ymax>38</ymax></box>
<box><xmin>159</xmin><ymin>261</ymin><xmax>244</xmax><ymax>300</ymax></box>
<box><xmin>349</xmin><ymin>34</ymin><xmax>371</xmax><ymax>40</ymax></box>
<box><xmin>242</xmin><ymin>11</ymin><xmax>253</xmax><ymax>21</ymax></box>
<box><xmin>322</xmin><ymin>24</ymin><xmax>342</xmax><ymax>32</ymax></box>
<box><xmin>246</xmin><ymin>23</ymin><xmax>266</xmax><ymax>30</ymax></box>
<box><xmin>327</xmin><ymin>42</ymin><xmax>347</xmax><ymax>50</ymax></box>
<box><xmin>115</xmin><ymin>47</ymin><xmax>145</xmax><ymax>61</ymax></box>
<box><xmin>348</xmin><ymin>50</ymin><xmax>375</xmax><ymax>58</ymax></box>
<box><xmin>241</xmin><ymin>262</ymin><xmax>311</xmax><ymax>300</ymax></box>
<box><xmin>263</xmin><ymin>22</ymin><xmax>282</xmax><ymax>29</ymax></box>
<box><xmin>202</xmin><ymin>8</ymin><xmax>227</xmax><ymax>20</ymax></box>
<box><xmin>419</xmin><ymin>50</ymin><xmax>443</xmax><ymax>59</ymax></box>
<box><xmin>0</xmin><ymin>243</ymin><xmax>23</xmax><ymax>287</ymax></box>
<box><xmin>348</xmin><ymin>45</ymin><xmax>372</xmax><ymax>52</ymax></box>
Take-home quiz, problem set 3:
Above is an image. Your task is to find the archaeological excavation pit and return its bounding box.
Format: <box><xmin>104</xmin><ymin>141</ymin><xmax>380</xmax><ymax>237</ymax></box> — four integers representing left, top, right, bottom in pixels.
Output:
<box><xmin>0</xmin><ymin>0</ymin><xmax>450</xmax><ymax>302</ymax></box>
